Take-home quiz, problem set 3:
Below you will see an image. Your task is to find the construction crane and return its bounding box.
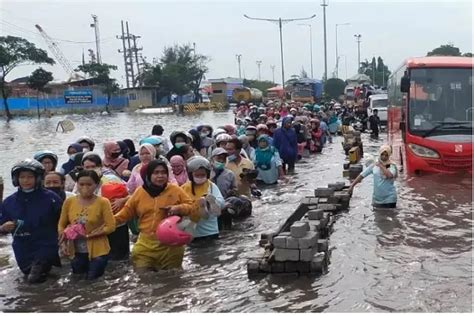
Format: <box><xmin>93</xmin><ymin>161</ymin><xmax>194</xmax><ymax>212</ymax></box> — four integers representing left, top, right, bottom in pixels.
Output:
<box><xmin>35</xmin><ymin>24</ymin><xmax>76</xmax><ymax>78</ymax></box>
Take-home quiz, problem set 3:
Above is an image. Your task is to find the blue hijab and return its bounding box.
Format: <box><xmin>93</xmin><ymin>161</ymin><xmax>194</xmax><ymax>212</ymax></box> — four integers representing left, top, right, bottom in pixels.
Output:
<box><xmin>255</xmin><ymin>135</ymin><xmax>275</xmax><ymax>170</ymax></box>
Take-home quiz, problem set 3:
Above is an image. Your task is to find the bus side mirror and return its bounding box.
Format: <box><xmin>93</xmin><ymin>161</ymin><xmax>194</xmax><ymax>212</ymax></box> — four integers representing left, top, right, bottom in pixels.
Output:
<box><xmin>400</xmin><ymin>76</ymin><xmax>410</xmax><ymax>93</ymax></box>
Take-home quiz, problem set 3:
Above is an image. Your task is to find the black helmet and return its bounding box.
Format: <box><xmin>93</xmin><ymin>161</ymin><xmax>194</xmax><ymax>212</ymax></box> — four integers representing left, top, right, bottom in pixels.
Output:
<box><xmin>76</xmin><ymin>136</ymin><xmax>95</xmax><ymax>151</ymax></box>
<box><xmin>33</xmin><ymin>150</ymin><xmax>58</xmax><ymax>169</ymax></box>
<box><xmin>11</xmin><ymin>159</ymin><xmax>45</xmax><ymax>188</ymax></box>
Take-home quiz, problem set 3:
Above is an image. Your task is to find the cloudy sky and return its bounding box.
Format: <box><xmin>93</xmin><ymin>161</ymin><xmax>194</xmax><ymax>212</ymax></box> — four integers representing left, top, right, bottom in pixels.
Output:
<box><xmin>1</xmin><ymin>0</ymin><xmax>472</xmax><ymax>86</ymax></box>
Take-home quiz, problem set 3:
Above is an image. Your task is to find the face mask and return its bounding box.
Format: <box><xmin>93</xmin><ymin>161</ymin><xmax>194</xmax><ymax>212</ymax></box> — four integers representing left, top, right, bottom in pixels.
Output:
<box><xmin>110</xmin><ymin>152</ymin><xmax>121</xmax><ymax>159</ymax></box>
<box><xmin>228</xmin><ymin>154</ymin><xmax>237</xmax><ymax>162</ymax></box>
<box><xmin>69</xmin><ymin>153</ymin><xmax>77</xmax><ymax>160</ymax></box>
<box><xmin>83</xmin><ymin>148</ymin><xmax>90</xmax><ymax>153</ymax></box>
<box><xmin>200</xmin><ymin>132</ymin><xmax>209</xmax><ymax>138</ymax></box>
<box><xmin>193</xmin><ymin>176</ymin><xmax>207</xmax><ymax>185</ymax></box>
<box><xmin>214</xmin><ymin>161</ymin><xmax>225</xmax><ymax>170</ymax></box>
<box><xmin>175</xmin><ymin>142</ymin><xmax>185</xmax><ymax>149</ymax></box>
<box><xmin>21</xmin><ymin>188</ymin><xmax>35</xmax><ymax>193</ymax></box>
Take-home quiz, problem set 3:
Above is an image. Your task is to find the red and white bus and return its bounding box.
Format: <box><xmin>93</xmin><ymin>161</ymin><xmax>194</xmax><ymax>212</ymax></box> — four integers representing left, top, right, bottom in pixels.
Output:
<box><xmin>387</xmin><ymin>56</ymin><xmax>473</xmax><ymax>174</ymax></box>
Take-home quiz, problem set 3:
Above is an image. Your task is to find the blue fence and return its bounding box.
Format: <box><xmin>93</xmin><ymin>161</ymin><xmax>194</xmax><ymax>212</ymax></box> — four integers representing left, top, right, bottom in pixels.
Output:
<box><xmin>0</xmin><ymin>96</ymin><xmax>128</xmax><ymax>111</ymax></box>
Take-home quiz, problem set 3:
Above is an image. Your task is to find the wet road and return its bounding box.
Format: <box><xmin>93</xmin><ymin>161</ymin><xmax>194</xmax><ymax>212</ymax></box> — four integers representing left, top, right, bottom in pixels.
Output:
<box><xmin>0</xmin><ymin>112</ymin><xmax>472</xmax><ymax>312</ymax></box>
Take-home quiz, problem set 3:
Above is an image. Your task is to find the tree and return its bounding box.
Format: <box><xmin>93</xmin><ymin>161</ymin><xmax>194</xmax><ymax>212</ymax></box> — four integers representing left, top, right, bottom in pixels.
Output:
<box><xmin>243</xmin><ymin>79</ymin><xmax>275</xmax><ymax>97</ymax></box>
<box><xmin>462</xmin><ymin>52</ymin><xmax>473</xmax><ymax>57</ymax></box>
<box><xmin>139</xmin><ymin>44</ymin><xmax>209</xmax><ymax>103</ymax></box>
<box><xmin>27</xmin><ymin>68</ymin><xmax>53</xmax><ymax>119</ymax></box>
<box><xmin>324</xmin><ymin>78</ymin><xmax>346</xmax><ymax>99</ymax></box>
<box><xmin>359</xmin><ymin>56</ymin><xmax>391</xmax><ymax>87</ymax></box>
<box><xmin>0</xmin><ymin>36</ymin><xmax>54</xmax><ymax>121</ymax></box>
<box><xmin>76</xmin><ymin>63</ymin><xmax>119</xmax><ymax>113</ymax></box>
<box><xmin>427</xmin><ymin>44</ymin><xmax>461</xmax><ymax>56</ymax></box>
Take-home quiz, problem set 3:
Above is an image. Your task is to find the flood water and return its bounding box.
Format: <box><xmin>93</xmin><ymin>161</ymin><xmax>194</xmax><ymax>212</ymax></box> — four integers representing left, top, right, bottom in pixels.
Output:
<box><xmin>0</xmin><ymin>111</ymin><xmax>472</xmax><ymax>312</ymax></box>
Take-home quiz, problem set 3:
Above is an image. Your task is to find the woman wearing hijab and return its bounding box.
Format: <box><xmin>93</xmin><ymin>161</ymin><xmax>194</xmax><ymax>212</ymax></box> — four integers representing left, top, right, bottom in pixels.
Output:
<box><xmin>127</xmin><ymin>144</ymin><xmax>157</xmax><ymax>194</ymax></box>
<box><xmin>60</xmin><ymin>143</ymin><xmax>84</xmax><ymax>175</ymax></box>
<box><xmin>272</xmin><ymin>117</ymin><xmax>298</xmax><ymax>174</ymax></box>
<box><xmin>348</xmin><ymin>145</ymin><xmax>398</xmax><ymax>208</ymax></box>
<box><xmin>252</xmin><ymin>135</ymin><xmax>285</xmax><ymax>185</ymax></box>
<box><xmin>103</xmin><ymin>141</ymin><xmax>130</xmax><ymax>178</ymax></box>
<box><xmin>114</xmin><ymin>160</ymin><xmax>198</xmax><ymax>271</ymax></box>
<box><xmin>170</xmin><ymin>155</ymin><xmax>189</xmax><ymax>186</ymax></box>
<box><xmin>123</xmin><ymin>139</ymin><xmax>140</xmax><ymax>171</ymax></box>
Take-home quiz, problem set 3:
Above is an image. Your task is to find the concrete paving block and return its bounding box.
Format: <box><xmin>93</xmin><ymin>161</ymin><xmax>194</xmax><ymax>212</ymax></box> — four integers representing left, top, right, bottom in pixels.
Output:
<box><xmin>314</xmin><ymin>187</ymin><xmax>336</xmax><ymax>197</ymax></box>
<box><xmin>273</xmin><ymin>248</ymin><xmax>300</xmax><ymax>262</ymax></box>
<box><xmin>300</xmin><ymin>248</ymin><xmax>317</xmax><ymax>261</ymax></box>
<box><xmin>307</xmin><ymin>220</ymin><xmax>323</xmax><ymax>231</ymax></box>
<box><xmin>271</xmin><ymin>262</ymin><xmax>285</xmax><ymax>273</ymax></box>
<box><xmin>291</xmin><ymin>221</ymin><xmax>309</xmax><ymax>238</ymax></box>
<box><xmin>247</xmin><ymin>260</ymin><xmax>260</xmax><ymax>275</ymax></box>
<box><xmin>307</xmin><ymin>205</ymin><xmax>319</xmax><ymax>210</ymax></box>
<box><xmin>328</xmin><ymin>182</ymin><xmax>346</xmax><ymax>191</ymax></box>
<box><xmin>284</xmin><ymin>261</ymin><xmax>299</xmax><ymax>273</ymax></box>
<box><xmin>298</xmin><ymin>231</ymin><xmax>318</xmax><ymax>249</ymax></box>
<box><xmin>259</xmin><ymin>259</ymin><xmax>271</xmax><ymax>273</ymax></box>
<box><xmin>328</xmin><ymin>195</ymin><xmax>341</xmax><ymax>204</ymax></box>
<box><xmin>301</xmin><ymin>197</ymin><xmax>319</xmax><ymax>205</ymax></box>
<box><xmin>307</xmin><ymin>209</ymin><xmax>324</xmax><ymax>220</ymax></box>
<box><xmin>343</xmin><ymin>162</ymin><xmax>351</xmax><ymax>170</ymax></box>
<box><xmin>318</xmin><ymin>197</ymin><xmax>329</xmax><ymax>204</ymax></box>
<box><xmin>318</xmin><ymin>204</ymin><xmax>337</xmax><ymax>211</ymax></box>
<box><xmin>286</xmin><ymin>236</ymin><xmax>299</xmax><ymax>249</ymax></box>
<box><xmin>317</xmin><ymin>239</ymin><xmax>329</xmax><ymax>252</ymax></box>
<box><xmin>297</xmin><ymin>261</ymin><xmax>311</xmax><ymax>273</ymax></box>
<box><xmin>272</xmin><ymin>236</ymin><xmax>287</xmax><ymax>249</ymax></box>
<box><xmin>342</xmin><ymin>170</ymin><xmax>350</xmax><ymax>177</ymax></box>
<box><xmin>334</xmin><ymin>191</ymin><xmax>351</xmax><ymax>201</ymax></box>
<box><xmin>279</xmin><ymin>232</ymin><xmax>291</xmax><ymax>236</ymax></box>
<box><xmin>310</xmin><ymin>252</ymin><xmax>326</xmax><ymax>274</ymax></box>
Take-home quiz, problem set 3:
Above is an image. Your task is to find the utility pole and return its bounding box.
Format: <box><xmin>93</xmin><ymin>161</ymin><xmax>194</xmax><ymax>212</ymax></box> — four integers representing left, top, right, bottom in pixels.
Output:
<box><xmin>244</xmin><ymin>14</ymin><xmax>316</xmax><ymax>86</ymax></box>
<box><xmin>372</xmin><ymin>57</ymin><xmax>376</xmax><ymax>85</ymax></box>
<box><xmin>354</xmin><ymin>34</ymin><xmax>362</xmax><ymax>74</ymax></box>
<box><xmin>117</xmin><ymin>20</ymin><xmax>142</xmax><ymax>88</ymax></box>
<box><xmin>90</xmin><ymin>15</ymin><xmax>102</xmax><ymax>64</ymax></box>
<box><xmin>270</xmin><ymin>65</ymin><xmax>276</xmax><ymax>83</ymax></box>
<box><xmin>132</xmin><ymin>34</ymin><xmax>143</xmax><ymax>86</ymax></box>
<box><xmin>236</xmin><ymin>54</ymin><xmax>242</xmax><ymax>79</ymax></box>
<box><xmin>321</xmin><ymin>0</ymin><xmax>328</xmax><ymax>82</ymax></box>
<box><xmin>298</xmin><ymin>24</ymin><xmax>314</xmax><ymax>78</ymax></box>
<box><xmin>335</xmin><ymin>22</ymin><xmax>350</xmax><ymax>78</ymax></box>
<box><xmin>256</xmin><ymin>60</ymin><xmax>262</xmax><ymax>80</ymax></box>
<box><xmin>193</xmin><ymin>42</ymin><xmax>196</xmax><ymax>57</ymax></box>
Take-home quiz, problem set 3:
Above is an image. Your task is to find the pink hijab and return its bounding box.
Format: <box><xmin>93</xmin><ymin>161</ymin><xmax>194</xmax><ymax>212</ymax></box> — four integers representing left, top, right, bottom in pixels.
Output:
<box><xmin>103</xmin><ymin>141</ymin><xmax>129</xmax><ymax>176</ymax></box>
<box><xmin>170</xmin><ymin>155</ymin><xmax>189</xmax><ymax>186</ymax></box>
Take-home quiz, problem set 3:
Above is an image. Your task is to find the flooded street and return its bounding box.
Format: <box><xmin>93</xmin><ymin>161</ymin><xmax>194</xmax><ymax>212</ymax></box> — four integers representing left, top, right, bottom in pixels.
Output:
<box><xmin>0</xmin><ymin>112</ymin><xmax>472</xmax><ymax>312</ymax></box>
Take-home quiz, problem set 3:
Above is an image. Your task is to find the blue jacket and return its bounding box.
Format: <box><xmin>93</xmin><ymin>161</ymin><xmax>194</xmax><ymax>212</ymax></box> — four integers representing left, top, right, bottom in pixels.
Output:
<box><xmin>272</xmin><ymin>118</ymin><xmax>298</xmax><ymax>161</ymax></box>
<box><xmin>0</xmin><ymin>189</ymin><xmax>62</xmax><ymax>271</ymax></box>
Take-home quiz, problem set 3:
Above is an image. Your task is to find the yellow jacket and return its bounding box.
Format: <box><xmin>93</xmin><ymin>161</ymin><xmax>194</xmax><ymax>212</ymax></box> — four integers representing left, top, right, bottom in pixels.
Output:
<box><xmin>115</xmin><ymin>184</ymin><xmax>198</xmax><ymax>238</ymax></box>
<box><xmin>58</xmin><ymin>196</ymin><xmax>116</xmax><ymax>260</ymax></box>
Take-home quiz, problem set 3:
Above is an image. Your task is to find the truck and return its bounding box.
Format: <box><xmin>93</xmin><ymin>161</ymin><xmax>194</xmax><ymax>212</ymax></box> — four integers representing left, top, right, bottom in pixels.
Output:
<box><xmin>232</xmin><ymin>87</ymin><xmax>263</xmax><ymax>103</ymax></box>
<box><xmin>287</xmin><ymin>78</ymin><xmax>323</xmax><ymax>103</ymax></box>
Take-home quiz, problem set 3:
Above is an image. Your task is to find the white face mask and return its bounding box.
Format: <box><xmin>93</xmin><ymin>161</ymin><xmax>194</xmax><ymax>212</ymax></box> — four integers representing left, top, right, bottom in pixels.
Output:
<box><xmin>193</xmin><ymin>176</ymin><xmax>207</xmax><ymax>185</ymax></box>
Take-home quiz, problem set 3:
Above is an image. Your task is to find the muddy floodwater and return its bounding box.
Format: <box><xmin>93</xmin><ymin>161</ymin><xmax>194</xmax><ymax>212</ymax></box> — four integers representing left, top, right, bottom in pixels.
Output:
<box><xmin>0</xmin><ymin>112</ymin><xmax>472</xmax><ymax>312</ymax></box>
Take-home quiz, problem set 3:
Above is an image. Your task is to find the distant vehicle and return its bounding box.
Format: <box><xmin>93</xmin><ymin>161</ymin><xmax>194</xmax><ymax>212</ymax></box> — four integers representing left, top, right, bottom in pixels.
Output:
<box><xmin>369</xmin><ymin>93</ymin><xmax>388</xmax><ymax>124</ymax></box>
<box><xmin>232</xmin><ymin>87</ymin><xmax>263</xmax><ymax>103</ymax></box>
<box><xmin>344</xmin><ymin>85</ymin><xmax>355</xmax><ymax>102</ymax></box>
<box><xmin>201</xmin><ymin>93</ymin><xmax>211</xmax><ymax>103</ymax></box>
<box><xmin>387</xmin><ymin>56</ymin><xmax>473</xmax><ymax>174</ymax></box>
<box><xmin>266</xmin><ymin>86</ymin><xmax>285</xmax><ymax>101</ymax></box>
<box><xmin>287</xmin><ymin>79</ymin><xmax>323</xmax><ymax>103</ymax></box>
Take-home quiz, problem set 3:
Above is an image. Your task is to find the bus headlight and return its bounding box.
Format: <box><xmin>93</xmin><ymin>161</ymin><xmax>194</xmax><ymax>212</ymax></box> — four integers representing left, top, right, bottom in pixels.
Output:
<box><xmin>408</xmin><ymin>143</ymin><xmax>440</xmax><ymax>159</ymax></box>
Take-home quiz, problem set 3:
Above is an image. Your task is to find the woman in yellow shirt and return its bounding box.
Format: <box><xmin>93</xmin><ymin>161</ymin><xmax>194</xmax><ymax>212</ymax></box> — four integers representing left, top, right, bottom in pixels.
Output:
<box><xmin>58</xmin><ymin>170</ymin><xmax>116</xmax><ymax>280</ymax></box>
<box><xmin>115</xmin><ymin>160</ymin><xmax>198</xmax><ymax>271</ymax></box>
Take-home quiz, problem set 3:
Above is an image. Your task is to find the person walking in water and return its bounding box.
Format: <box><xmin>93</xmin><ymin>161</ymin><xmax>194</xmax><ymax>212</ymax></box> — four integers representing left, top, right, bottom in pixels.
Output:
<box><xmin>348</xmin><ymin>145</ymin><xmax>398</xmax><ymax>208</ymax></box>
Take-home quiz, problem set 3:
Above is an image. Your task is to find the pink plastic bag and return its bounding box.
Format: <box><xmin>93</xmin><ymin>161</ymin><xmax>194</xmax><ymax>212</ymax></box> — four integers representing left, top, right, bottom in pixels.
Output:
<box><xmin>63</xmin><ymin>223</ymin><xmax>86</xmax><ymax>240</ymax></box>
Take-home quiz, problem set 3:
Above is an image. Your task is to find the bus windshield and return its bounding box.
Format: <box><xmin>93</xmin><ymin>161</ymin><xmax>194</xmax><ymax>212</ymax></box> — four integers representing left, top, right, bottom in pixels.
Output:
<box><xmin>408</xmin><ymin>68</ymin><xmax>473</xmax><ymax>135</ymax></box>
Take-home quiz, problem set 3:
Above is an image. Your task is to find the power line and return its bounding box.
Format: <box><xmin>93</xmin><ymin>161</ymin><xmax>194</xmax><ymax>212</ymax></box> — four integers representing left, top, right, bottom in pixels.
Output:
<box><xmin>0</xmin><ymin>19</ymin><xmax>114</xmax><ymax>44</ymax></box>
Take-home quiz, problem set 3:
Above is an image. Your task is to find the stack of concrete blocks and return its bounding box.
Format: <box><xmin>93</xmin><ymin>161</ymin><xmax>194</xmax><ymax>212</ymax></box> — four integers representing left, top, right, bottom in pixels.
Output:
<box><xmin>248</xmin><ymin>182</ymin><xmax>355</xmax><ymax>276</ymax></box>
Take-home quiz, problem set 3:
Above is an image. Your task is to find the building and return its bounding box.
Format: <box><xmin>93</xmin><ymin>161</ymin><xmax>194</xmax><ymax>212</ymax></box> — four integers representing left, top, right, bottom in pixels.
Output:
<box><xmin>208</xmin><ymin>77</ymin><xmax>243</xmax><ymax>103</ymax></box>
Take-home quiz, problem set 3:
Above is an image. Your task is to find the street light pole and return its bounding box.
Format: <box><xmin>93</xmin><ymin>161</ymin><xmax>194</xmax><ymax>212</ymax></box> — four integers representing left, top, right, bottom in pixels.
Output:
<box><xmin>236</xmin><ymin>54</ymin><xmax>242</xmax><ymax>79</ymax></box>
<box><xmin>270</xmin><ymin>65</ymin><xmax>276</xmax><ymax>83</ymax></box>
<box><xmin>321</xmin><ymin>0</ymin><xmax>328</xmax><ymax>82</ymax></box>
<box><xmin>298</xmin><ymin>24</ymin><xmax>314</xmax><ymax>78</ymax></box>
<box><xmin>335</xmin><ymin>23</ymin><xmax>350</xmax><ymax>78</ymax></box>
<box><xmin>354</xmin><ymin>34</ymin><xmax>362</xmax><ymax>74</ymax></box>
<box><xmin>244</xmin><ymin>14</ymin><xmax>316</xmax><ymax>86</ymax></box>
<box><xmin>256</xmin><ymin>60</ymin><xmax>262</xmax><ymax>80</ymax></box>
